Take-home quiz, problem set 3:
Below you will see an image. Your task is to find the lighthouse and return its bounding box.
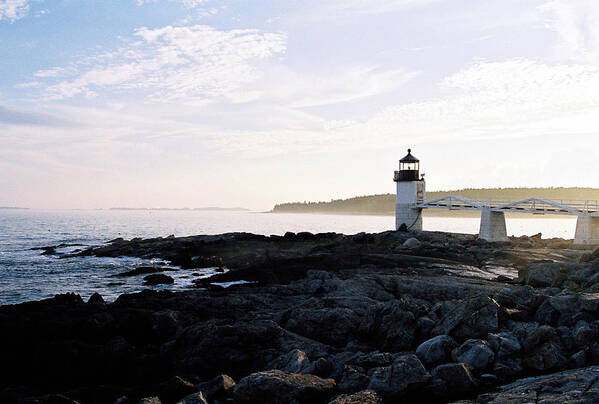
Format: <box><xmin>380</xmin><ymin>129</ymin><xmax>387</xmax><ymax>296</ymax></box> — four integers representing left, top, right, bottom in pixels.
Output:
<box><xmin>394</xmin><ymin>149</ymin><xmax>425</xmax><ymax>231</ymax></box>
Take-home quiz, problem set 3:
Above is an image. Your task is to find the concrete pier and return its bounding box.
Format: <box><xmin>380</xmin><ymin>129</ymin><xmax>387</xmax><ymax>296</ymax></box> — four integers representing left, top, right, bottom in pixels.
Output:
<box><xmin>396</xmin><ymin>204</ymin><xmax>423</xmax><ymax>231</ymax></box>
<box><xmin>479</xmin><ymin>209</ymin><xmax>508</xmax><ymax>242</ymax></box>
<box><xmin>574</xmin><ymin>215</ymin><xmax>599</xmax><ymax>245</ymax></box>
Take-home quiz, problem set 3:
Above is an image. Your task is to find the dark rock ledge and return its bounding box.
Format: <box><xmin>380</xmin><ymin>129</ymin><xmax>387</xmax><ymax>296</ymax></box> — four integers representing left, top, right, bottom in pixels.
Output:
<box><xmin>3</xmin><ymin>230</ymin><xmax>599</xmax><ymax>403</ymax></box>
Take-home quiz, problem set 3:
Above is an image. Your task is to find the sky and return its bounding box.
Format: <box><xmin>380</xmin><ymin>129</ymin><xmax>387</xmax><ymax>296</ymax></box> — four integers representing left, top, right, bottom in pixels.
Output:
<box><xmin>1</xmin><ymin>0</ymin><xmax>599</xmax><ymax>209</ymax></box>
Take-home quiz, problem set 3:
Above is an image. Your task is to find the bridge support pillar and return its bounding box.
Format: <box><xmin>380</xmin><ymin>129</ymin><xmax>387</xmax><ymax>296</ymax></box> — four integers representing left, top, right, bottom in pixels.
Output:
<box><xmin>574</xmin><ymin>215</ymin><xmax>599</xmax><ymax>245</ymax></box>
<box><xmin>479</xmin><ymin>209</ymin><xmax>508</xmax><ymax>242</ymax></box>
<box><xmin>395</xmin><ymin>204</ymin><xmax>422</xmax><ymax>231</ymax></box>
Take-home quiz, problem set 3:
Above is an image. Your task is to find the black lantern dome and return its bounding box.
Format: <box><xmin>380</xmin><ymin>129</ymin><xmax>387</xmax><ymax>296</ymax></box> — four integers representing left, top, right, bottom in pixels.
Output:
<box><xmin>394</xmin><ymin>149</ymin><xmax>420</xmax><ymax>182</ymax></box>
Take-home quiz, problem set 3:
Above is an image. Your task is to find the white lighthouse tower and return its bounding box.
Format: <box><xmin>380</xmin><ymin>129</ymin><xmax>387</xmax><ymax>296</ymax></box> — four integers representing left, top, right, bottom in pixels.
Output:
<box><xmin>394</xmin><ymin>149</ymin><xmax>425</xmax><ymax>231</ymax></box>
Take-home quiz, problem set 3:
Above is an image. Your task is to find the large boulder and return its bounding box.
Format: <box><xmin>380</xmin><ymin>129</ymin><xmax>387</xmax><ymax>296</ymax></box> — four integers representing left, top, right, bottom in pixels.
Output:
<box><xmin>573</xmin><ymin>321</ymin><xmax>598</xmax><ymax>349</ymax></box>
<box><xmin>433</xmin><ymin>296</ymin><xmax>499</xmax><ymax>340</ymax></box>
<box><xmin>494</xmin><ymin>286</ymin><xmax>538</xmax><ymax>311</ymax></box>
<box><xmin>359</xmin><ymin>300</ymin><xmax>417</xmax><ymax>351</ymax></box>
<box><xmin>523</xmin><ymin>342</ymin><xmax>567</xmax><ymax>371</ymax></box>
<box><xmin>337</xmin><ymin>365</ymin><xmax>370</xmax><ymax>394</ymax></box>
<box><xmin>452</xmin><ymin>339</ymin><xmax>495</xmax><ymax>371</ymax></box>
<box><xmin>415</xmin><ymin>335</ymin><xmax>458</xmax><ymax>366</ymax></box>
<box><xmin>281</xmin><ymin>307</ymin><xmax>360</xmax><ymax>347</ymax></box>
<box><xmin>519</xmin><ymin>263</ymin><xmax>561</xmax><ymax>287</ymax></box>
<box><xmin>168</xmin><ymin>320</ymin><xmax>330</xmax><ymax>378</ymax></box>
<box><xmin>143</xmin><ymin>274</ymin><xmax>175</xmax><ymax>285</ymax></box>
<box><xmin>488</xmin><ymin>332</ymin><xmax>521</xmax><ymax>359</ymax></box>
<box><xmin>232</xmin><ymin>370</ymin><xmax>336</xmax><ymax>404</ymax></box>
<box><xmin>367</xmin><ymin>354</ymin><xmax>430</xmax><ymax>398</ymax></box>
<box><xmin>431</xmin><ymin>363</ymin><xmax>477</xmax><ymax>394</ymax></box>
<box><xmin>522</xmin><ymin>325</ymin><xmax>556</xmax><ymax>352</ymax></box>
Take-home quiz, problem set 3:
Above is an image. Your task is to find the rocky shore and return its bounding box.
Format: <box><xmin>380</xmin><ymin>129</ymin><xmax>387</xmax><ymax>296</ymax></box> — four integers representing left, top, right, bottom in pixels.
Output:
<box><xmin>3</xmin><ymin>229</ymin><xmax>599</xmax><ymax>404</ymax></box>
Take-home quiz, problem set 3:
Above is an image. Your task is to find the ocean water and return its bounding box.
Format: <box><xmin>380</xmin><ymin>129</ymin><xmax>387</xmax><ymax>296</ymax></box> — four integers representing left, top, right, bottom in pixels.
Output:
<box><xmin>0</xmin><ymin>209</ymin><xmax>577</xmax><ymax>305</ymax></box>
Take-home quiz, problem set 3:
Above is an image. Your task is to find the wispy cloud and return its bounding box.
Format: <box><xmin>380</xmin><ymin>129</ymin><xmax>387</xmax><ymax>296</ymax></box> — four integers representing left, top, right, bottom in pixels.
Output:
<box><xmin>38</xmin><ymin>25</ymin><xmax>287</xmax><ymax>102</ymax></box>
<box><xmin>136</xmin><ymin>0</ymin><xmax>211</xmax><ymax>8</ymax></box>
<box><xmin>0</xmin><ymin>105</ymin><xmax>80</xmax><ymax>127</ymax></box>
<box><xmin>540</xmin><ymin>0</ymin><xmax>599</xmax><ymax>62</ymax></box>
<box><xmin>0</xmin><ymin>0</ymin><xmax>32</xmax><ymax>22</ymax></box>
<box><xmin>14</xmin><ymin>81</ymin><xmax>41</xmax><ymax>88</ymax></box>
<box><xmin>349</xmin><ymin>59</ymin><xmax>599</xmax><ymax>145</ymax></box>
<box><xmin>327</xmin><ymin>0</ymin><xmax>442</xmax><ymax>15</ymax></box>
<box><xmin>238</xmin><ymin>66</ymin><xmax>420</xmax><ymax>107</ymax></box>
<box><xmin>34</xmin><ymin>66</ymin><xmax>77</xmax><ymax>78</ymax></box>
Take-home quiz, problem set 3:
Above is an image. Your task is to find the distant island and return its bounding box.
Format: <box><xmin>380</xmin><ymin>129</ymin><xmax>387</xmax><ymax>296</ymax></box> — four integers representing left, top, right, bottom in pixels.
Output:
<box><xmin>110</xmin><ymin>207</ymin><xmax>249</xmax><ymax>212</ymax></box>
<box><xmin>0</xmin><ymin>206</ymin><xmax>28</xmax><ymax>210</ymax></box>
<box><xmin>272</xmin><ymin>187</ymin><xmax>599</xmax><ymax>216</ymax></box>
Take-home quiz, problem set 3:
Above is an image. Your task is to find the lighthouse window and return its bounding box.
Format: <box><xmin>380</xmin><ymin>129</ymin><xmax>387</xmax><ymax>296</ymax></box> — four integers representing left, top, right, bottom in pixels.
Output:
<box><xmin>401</xmin><ymin>162</ymin><xmax>418</xmax><ymax>171</ymax></box>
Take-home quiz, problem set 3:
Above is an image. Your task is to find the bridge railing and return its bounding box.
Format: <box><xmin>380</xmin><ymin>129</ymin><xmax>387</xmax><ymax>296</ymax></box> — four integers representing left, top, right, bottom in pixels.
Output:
<box><xmin>418</xmin><ymin>196</ymin><xmax>599</xmax><ymax>214</ymax></box>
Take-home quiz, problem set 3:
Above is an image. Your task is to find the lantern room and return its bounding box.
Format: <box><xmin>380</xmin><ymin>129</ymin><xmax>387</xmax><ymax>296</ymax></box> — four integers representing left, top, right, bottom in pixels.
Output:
<box><xmin>394</xmin><ymin>149</ymin><xmax>420</xmax><ymax>182</ymax></box>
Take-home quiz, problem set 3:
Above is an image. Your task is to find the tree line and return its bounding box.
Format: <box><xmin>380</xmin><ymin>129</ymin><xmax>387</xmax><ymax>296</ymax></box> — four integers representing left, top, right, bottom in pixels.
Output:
<box><xmin>272</xmin><ymin>188</ymin><xmax>599</xmax><ymax>215</ymax></box>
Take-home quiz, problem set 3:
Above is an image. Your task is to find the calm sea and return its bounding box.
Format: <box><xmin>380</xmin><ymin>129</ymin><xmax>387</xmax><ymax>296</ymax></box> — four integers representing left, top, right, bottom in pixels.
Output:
<box><xmin>0</xmin><ymin>209</ymin><xmax>577</xmax><ymax>305</ymax></box>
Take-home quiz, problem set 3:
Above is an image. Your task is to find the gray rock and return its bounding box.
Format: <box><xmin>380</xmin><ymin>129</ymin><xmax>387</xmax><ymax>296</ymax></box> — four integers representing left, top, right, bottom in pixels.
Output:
<box><xmin>403</xmin><ymin>238</ymin><xmax>421</xmax><ymax>249</ymax></box>
<box><xmin>351</xmin><ymin>352</ymin><xmax>393</xmax><ymax>369</ymax></box>
<box><xmin>359</xmin><ymin>300</ymin><xmax>417</xmax><ymax>351</ymax></box>
<box><xmin>138</xmin><ymin>398</ymin><xmax>161</xmax><ymax>404</ymax></box>
<box><xmin>433</xmin><ymin>295</ymin><xmax>499</xmax><ymax>340</ymax></box>
<box><xmin>452</xmin><ymin>339</ymin><xmax>495</xmax><ymax>371</ymax></box>
<box><xmin>416</xmin><ymin>316</ymin><xmax>436</xmax><ymax>339</ymax></box>
<box><xmin>523</xmin><ymin>342</ymin><xmax>567</xmax><ymax>371</ymax></box>
<box><xmin>87</xmin><ymin>292</ymin><xmax>105</xmax><ymax>304</ymax></box>
<box><xmin>175</xmin><ymin>392</ymin><xmax>208</xmax><ymax>404</ymax></box>
<box><xmin>415</xmin><ymin>335</ymin><xmax>458</xmax><ymax>366</ymax></box>
<box><xmin>569</xmin><ymin>350</ymin><xmax>587</xmax><ymax>369</ymax></box>
<box><xmin>367</xmin><ymin>354</ymin><xmax>430</xmax><ymax>397</ymax></box>
<box><xmin>269</xmin><ymin>349</ymin><xmax>312</xmax><ymax>374</ymax></box>
<box><xmin>283</xmin><ymin>307</ymin><xmax>360</xmax><ymax>347</ymax></box>
<box><xmin>573</xmin><ymin>321</ymin><xmax>597</xmax><ymax>348</ymax></box>
<box><xmin>473</xmin><ymin>365</ymin><xmax>599</xmax><ymax>403</ymax></box>
<box><xmin>143</xmin><ymin>274</ymin><xmax>175</xmax><ymax>285</ymax></box>
<box><xmin>488</xmin><ymin>332</ymin><xmax>521</xmax><ymax>359</ymax></box>
<box><xmin>233</xmin><ymin>370</ymin><xmax>336</xmax><ymax>404</ymax></box>
<box><xmin>492</xmin><ymin>357</ymin><xmax>523</xmax><ymax>378</ymax></box>
<box><xmin>548</xmin><ymin>294</ymin><xmax>579</xmax><ymax>313</ymax></box>
<box><xmin>431</xmin><ymin>363</ymin><xmax>477</xmax><ymax>394</ymax></box>
<box><xmin>522</xmin><ymin>325</ymin><xmax>555</xmax><ymax>352</ymax></box>
<box><xmin>337</xmin><ymin>365</ymin><xmax>370</xmax><ymax>393</ymax></box>
<box><xmin>157</xmin><ymin>376</ymin><xmax>196</xmax><ymax>403</ymax></box>
<box><xmin>495</xmin><ymin>286</ymin><xmax>537</xmax><ymax>311</ymax></box>
<box><xmin>328</xmin><ymin>390</ymin><xmax>383</xmax><ymax>404</ymax></box>
<box><xmin>519</xmin><ymin>262</ymin><xmax>561</xmax><ymax>287</ymax></box>
<box><xmin>196</xmin><ymin>374</ymin><xmax>235</xmax><ymax>400</ymax></box>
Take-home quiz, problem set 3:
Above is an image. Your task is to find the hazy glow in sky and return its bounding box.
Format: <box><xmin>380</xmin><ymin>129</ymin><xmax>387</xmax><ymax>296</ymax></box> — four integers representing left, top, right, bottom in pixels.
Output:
<box><xmin>1</xmin><ymin>0</ymin><xmax>599</xmax><ymax>209</ymax></box>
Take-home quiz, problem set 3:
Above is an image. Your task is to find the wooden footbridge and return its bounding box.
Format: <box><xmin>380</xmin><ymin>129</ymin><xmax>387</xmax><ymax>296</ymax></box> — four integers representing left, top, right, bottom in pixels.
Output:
<box><xmin>418</xmin><ymin>197</ymin><xmax>599</xmax><ymax>217</ymax></box>
<box><xmin>416</xmin><ymin>196</ymin><xmax>599</xmax><ymax>244</ymax></box>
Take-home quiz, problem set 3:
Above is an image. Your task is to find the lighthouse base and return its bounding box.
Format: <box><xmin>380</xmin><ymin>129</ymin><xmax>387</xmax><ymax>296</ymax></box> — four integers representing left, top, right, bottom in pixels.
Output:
<box><xmin>395</xmin><ymin>204</ymin><xmax>422</xmax><ymax>231</ymax></box>
<box><xmin>479</xmin><ymin>209</ymin><xmax>508</xmax><ymax>242</ymax></box>
<box><xmin>574</xmin><ymin>215</ymin><xmax>599</xmax><ymax>245</ymax></box>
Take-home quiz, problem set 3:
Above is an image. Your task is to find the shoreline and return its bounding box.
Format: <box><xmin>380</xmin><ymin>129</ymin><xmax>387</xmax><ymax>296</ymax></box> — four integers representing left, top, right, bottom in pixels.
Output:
<box><xmin>268</xmin><ymin>210</ymin><xmax>578</xmax><ymax>219</ymax></box>
<box><xmin>2</xmin><ymin>229</ymin><xmax>599</xmax><ymax>403</ymax></box>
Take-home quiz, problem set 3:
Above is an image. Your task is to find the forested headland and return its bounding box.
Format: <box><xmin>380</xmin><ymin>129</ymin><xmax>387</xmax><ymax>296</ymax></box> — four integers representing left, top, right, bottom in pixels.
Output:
<box><xmin>271</xmin><ymin>187</ymin><xmax>599</xmax><ymax>216</ymax></box>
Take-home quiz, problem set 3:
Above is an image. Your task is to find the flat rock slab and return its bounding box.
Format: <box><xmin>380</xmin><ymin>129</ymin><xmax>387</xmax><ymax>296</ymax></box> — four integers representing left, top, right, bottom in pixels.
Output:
<box><xmin>476</xmin><ymin>365</ymin><xmax>599</xmax><ymax>403</ymax></box>
<box><xmin>233</xmin><ymin>370</ymin><xmax>336</xmax><ymax>404</ymax></box>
